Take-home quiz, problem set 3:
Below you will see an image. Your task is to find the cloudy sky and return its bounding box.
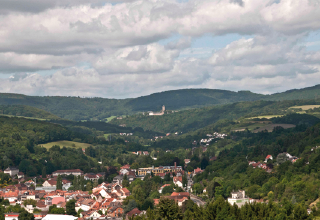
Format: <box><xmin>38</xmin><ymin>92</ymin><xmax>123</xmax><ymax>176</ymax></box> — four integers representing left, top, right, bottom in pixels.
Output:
<box><xmin>0</xmin><ymin>0</ymin><xmax>320</xmax><ymax>98</ymax></box>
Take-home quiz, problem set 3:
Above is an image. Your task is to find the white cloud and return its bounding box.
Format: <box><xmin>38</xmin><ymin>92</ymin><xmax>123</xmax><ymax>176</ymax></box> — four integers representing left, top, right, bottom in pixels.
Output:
<box><xmin>93</xmin><ymin>44</ymin><xmax>180</xmax><ymax>73</ymax></box>
<box><xmin>0</xmin><ymin>0</ymin><xmax>320</xmax><ymax>97</ymax></box>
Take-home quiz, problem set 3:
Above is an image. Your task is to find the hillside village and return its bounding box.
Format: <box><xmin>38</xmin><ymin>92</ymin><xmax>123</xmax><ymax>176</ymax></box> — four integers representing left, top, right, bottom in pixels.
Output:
<box><xmin>0</xmin><ymin>144</ymin><xmax>310</xmax><ymax>220</ymax></box>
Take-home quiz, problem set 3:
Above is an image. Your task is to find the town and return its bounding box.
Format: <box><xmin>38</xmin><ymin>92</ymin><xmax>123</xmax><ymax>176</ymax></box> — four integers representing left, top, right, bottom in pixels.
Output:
<box><xmin>0</xmin><ymin>144</ymin><xmax>313</xmax><ymax>220</ymax></box>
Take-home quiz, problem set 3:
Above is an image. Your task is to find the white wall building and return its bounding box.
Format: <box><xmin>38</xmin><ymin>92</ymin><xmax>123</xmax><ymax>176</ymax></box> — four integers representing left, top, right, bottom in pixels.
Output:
<box><xmin>4</xmin><ymin>167</ymin><xmax>19</xmax><ymax>177</ymax></box>
<box><xmin>42</xmin><ymin>214</ymin><xmax>78</xmax><ymax>220</ymax></box>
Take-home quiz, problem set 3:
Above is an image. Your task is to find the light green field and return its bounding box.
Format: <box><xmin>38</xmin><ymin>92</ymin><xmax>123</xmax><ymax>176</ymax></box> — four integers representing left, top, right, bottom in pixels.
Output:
<box><xmin>289</xmin><ymin>105</ymin><xmax>320</xmax><ymax>110</ymax></box>
<box><xmin>38</xmin><ymin>140</ymin><xmax>92</xmax><ymax>149</ymax></box>
<box><xmin>105</xmin><ymin>116</ymin><xmax>117</xmax><ymax>122</ymax></box>
<box><xmin>248</xmin><ymin>115</ymin><xmax>283</xmax><ymax>119</ymax></box>
<box><xmin>104</xmin><ymin>134</ymin><xmax>112</xmax><ymax>139</ymax></box>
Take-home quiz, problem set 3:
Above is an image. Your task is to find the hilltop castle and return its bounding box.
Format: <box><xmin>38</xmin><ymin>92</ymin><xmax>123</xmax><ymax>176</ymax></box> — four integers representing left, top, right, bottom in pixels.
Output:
<box><xmin>149</xmin><ymin>105</ymin><xmax>165</xmax><ymax>116</ymax></box>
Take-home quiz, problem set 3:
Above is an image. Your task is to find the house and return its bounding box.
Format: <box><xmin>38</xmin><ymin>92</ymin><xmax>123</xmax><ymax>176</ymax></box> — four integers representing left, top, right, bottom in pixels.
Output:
<box><xmin>120</xmin><ymin>164</ymin><xmax>130</xmax><ymax>170</ymax></box>
<box><xmin>84</xmin><ymin>173</ymin><xmax>99</xmax><ymax>181</ymax></box>
<box><xmin>108</xmin><ymin>206</ymin><xmax>123</xmax><ymax>217</ymax></box>
<box><xmin>43</xmin><ymin>180</ymin><xmax>57</xmax><ymax>188</ymax></box>
<box><xmin>4</xmin><ymin>167</ymin><xmax>19</xmax><ymax>177</ymax></box>
<box><xmin>4</xmin><ymin>213</ymin><xmax>19</xmax><ymax>220</ymax></box>
<box><xmin>42</xmin><ymin>214</ymin><xmax>78</xmax><ymax>220</ymax></box>
<box><xmin>163</xmin><ymin>192</ymin><xmax>190</xmax><ymax>206</ymax></box>
<box><xmin>126</xmin><ymin>208</ymin><xmax>141</xmax><ymax>220</ymax></box>
<box><xmin>173</xmin><ymin>176</ymin><xmax>183</xmax><ymax>188</ymax></box>
<box><xmin>184</xmin><ymin>159</ymin><xmax>190</xmax><ymax>165</ymax></box>
<box><xmin>264</xmin><ymin>155</ymin><xmax>273</xmax><ymax>163</ymax></box>
<box><xmin>193</xmin><ymin>167</ymin><xmax>203</xmax><ymax>175</ymax></box>
<box><xmin>143</xmin><ymin>151</ymin><xmax>149</xmax><ymax>156</ymax></box>
<box><xmin>227</xmin><ymin>190</ymin><xmax>249</xmax><ymax>207</ymax></box>
<box><xmin>52</xmin><ymin>169</ymin><xmax>83</xmax><ymax>177</ymax></box>
<box><xmin>17</xmin><ymin>172</ymin><xmax>24</xmax><ymax>179</ymax></box>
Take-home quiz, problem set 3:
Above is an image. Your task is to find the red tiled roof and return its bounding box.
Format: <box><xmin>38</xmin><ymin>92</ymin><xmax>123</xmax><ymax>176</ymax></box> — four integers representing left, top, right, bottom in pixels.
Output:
<box><xmin>127</xmin><ymin>208</ymin><xmax>141</xmax><ymax>217</ymax></box>
<box><xmin>173</xmin><ymin>176</ymin><xmax>182</xmax><ymax>182</ymax></box>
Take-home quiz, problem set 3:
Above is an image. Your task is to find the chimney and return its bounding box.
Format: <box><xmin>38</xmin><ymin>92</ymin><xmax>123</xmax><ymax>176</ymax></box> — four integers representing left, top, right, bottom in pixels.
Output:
<box><xmin>174</xmin><ymin>162</ymin><xmax>177</xmax><ymax>169</ymax></box>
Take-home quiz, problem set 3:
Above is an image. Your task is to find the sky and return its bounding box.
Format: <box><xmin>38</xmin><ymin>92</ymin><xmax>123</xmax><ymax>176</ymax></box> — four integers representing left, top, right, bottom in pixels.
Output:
<box><xmin>0</xmin><ymin>0</ymin><xmax>320</xmax><ymax>98</ymax></box>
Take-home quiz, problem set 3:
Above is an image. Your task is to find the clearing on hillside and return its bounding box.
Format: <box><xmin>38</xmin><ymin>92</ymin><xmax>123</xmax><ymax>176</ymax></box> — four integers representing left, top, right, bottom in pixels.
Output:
<box><xmin>248</xmin><ymin>115</ymin><xmax>283</xmax><ymax>119</ymax></box>
<box><xmin>39</xmin><ymin>140</ymin><xmax>92</xmax><ymax>149</ymax></box>
<box><xmin>289</xmin><ymin>105</ymin><xmax>320</xmax><ymax>110</ymax></box>
<box><xmin>253</xmin><ymin>124</ymin><xmax>296</xmax><ymax>133</ymax></box>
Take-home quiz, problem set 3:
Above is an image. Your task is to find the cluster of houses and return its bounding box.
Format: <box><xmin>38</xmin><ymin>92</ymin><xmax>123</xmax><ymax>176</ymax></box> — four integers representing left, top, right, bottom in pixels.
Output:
<box><xmin>248</xmin><ymin>152</ymin><xmax>301</xmax><ymax>172</ymax></box>
<box><xmin>1</xmin><ymin>161</ymin><xmax>207</xmax><ymax>220</ymax></box>
<box><xmin>200</xmin><ymin>132</ymin><xmax>227</xmax><ymax>144</ymax></box>
<box><xmin>131</xmin><ymin>151</ymin><xmax>149</xmax><ymax>156</ymax></box>
<box><xmin>0</xmin><ymin>168</ymin><xmax>133</xmax><ymax>220</ymax></box>
<box><xmin>119</xmin><ymin>133</ymin><xmax>133</xmax><ymax>136</ymax></box>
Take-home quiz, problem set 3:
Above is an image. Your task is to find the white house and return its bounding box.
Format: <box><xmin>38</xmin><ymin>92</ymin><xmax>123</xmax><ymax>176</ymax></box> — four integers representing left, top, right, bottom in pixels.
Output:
<box><xmin>173</xmin><ymin>176</ymin><xmax>183</xmax><ymax>188</ymax></box>
<box><xmin>4</xmin><ymin>167</ymin><xmax>19</xmax><ymax>177</ymax></box>
<box><xmin>4</xmin><ymin>213</ymin><xmax>19</xmax><ymax>220</ymax></box>
<box><xmin>42</xmin><ymin>214</ymin><xmax>78</xmax><ymax>220</ymax></box>
<box><xmin>227</xmin><ymin>190</ymin><xmax>249</xmax><ymax>207</ymax></box>
<box><xmin>264</xmin><ymin>155</ymin><xmax>273</xmax><ymax>163</ymax></box>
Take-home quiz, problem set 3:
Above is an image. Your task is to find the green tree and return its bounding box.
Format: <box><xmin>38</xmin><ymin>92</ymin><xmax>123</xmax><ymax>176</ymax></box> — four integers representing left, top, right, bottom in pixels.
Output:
<box><xmin>23</xmin><ymin>199</ymin><xmax>37</xmax><ymax>207</ymax></box>
<box><xmin>42</xmin><ymin>167</ymin><xmax>46</xmax><ymax>179</ymax></box>
<box><xmin>73</xmin><ymin>175</ymin><xmax>78</xmax><ymax>190</ymax></box>
<box><xmin>158</xmin><ymin>198</ymin><xmax>183</xmax><ymax>220</ymax></box>
<box><xmin>18</xmin><ymin>210</ymin><xmax>35</xmax><ymax>220</ymax></box>
<box><xmin>193</xmin><ymin>183</ymin><xmax>203</xmax><ymax>195</ymax></box>
<box><xmin>66</xmin><ymin>199</ymin><xmax>77</xmax><ymax>216</ymax></box>
<box><xmin>122</xmin><ymin>174</ymin><xmax>129</xmax><ymax>188</ymax></box>
<box><xmin>86</xmin><ymin>181</ymin><xmax>93</xmax><ymax>192</ymax></box>
<box><xmin>182</xmin><ymin>174</ymin><xmax>188</xmax><ymax>188</ymax></box>
<box><xmin>162</xmin><ymin>185</ymin><xmax>174</xmax><ymax>195</ymax></box>
<box><xmin>56</xmin><ymin>175</ymin><xmax>62</xmax><ymax>190</ymax></box>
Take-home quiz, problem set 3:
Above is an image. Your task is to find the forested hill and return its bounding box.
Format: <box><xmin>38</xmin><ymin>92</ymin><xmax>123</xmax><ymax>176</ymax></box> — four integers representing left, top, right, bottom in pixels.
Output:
<box><xmin>124</xmin><ymin>89</ymin><xmax>264</xmax><ymax>111</ymax></box>
<box><xmin>268</xmin><ymin>84</ymin><xmax>320</xmax><ymax>101</ymax></box>
<box><xmin>111</xmin><ymin>99</ymin><xmax>320</xmax><ymax>133</ymax></box>
<box><xmin>0</xmin><ymin>84</ymin><xmax>320</xmax><ymax>121</ymax></box>
<box><xmin>0</xmin><ymin>105</ymin><xmax>61</xmax><ymax>120</ymax></box>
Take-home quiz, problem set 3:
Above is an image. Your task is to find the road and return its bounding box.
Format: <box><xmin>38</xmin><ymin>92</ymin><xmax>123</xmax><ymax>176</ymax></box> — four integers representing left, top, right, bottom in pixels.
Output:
<box><xmin>190</xmin><ymin>194</ymin><xmax>207</xmax><ymax>206</ymax></box>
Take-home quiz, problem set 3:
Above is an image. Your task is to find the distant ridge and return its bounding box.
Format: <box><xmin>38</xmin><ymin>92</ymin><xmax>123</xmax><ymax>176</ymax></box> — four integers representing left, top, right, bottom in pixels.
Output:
<box><xmin>0</xmin><ymin>84</ymin><xmax>319</xmax><ymax>121</ymax></box>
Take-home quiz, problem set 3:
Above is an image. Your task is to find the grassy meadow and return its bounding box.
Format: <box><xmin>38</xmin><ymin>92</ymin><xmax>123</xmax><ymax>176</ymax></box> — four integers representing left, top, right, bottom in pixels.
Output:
<box><xmin>39</xmin><ymin>140</ymin><xmax>92</xmax><ymax>149</ymax></box>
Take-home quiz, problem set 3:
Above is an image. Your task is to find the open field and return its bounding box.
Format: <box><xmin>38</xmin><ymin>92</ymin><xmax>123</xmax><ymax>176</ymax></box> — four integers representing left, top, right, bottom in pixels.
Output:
<box><xmin>248</xmin><ymin>115</ymin><xmax>283</xmax><ymax>119</ymax></box>
<box><xmin>38</xmin><ymin>140</ymin><xmax>92</xmax><ymax>149</ymax></box>
<box><xmin>289</xmin><ymin>105</ymin><xmax>320</xmax><ymax>110</ymax></box>
<box><xmin>105</xmin><ymin>116</ymin><xmax>117</xmax><ymax>122</ymax></box>
<box><xmin>253</xmin><ymin>124</ymin><xmax>296</xmax><ymax>133</ymax></box>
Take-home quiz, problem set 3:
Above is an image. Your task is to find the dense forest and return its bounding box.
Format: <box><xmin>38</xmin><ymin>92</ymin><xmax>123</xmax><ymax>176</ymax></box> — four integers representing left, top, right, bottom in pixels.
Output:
<box><xmin>0</xmin><ymin>84</ymin><xmax>320</xmax><ymax>121</ymax></box>
<box><xmin>0</xmin><ymin>105</ymin><xmax>61</xmax><ymax>120</ymax></box>
<box><xmin>131</xmin><ymin>197</ymin><xmax>314</xmax><ymax>220</ymax></box>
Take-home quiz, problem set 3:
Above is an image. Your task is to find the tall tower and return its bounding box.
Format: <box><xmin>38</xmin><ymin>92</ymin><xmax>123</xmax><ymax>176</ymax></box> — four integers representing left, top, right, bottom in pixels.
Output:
<box><xmin>162</xmin><ymin>105</ymin><xmax>165</xmax><ymax>112</ymax></box>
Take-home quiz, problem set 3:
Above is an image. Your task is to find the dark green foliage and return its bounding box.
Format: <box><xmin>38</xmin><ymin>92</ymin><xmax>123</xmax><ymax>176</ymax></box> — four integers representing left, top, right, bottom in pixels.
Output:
<box><xmin>0</xmin><ymin>105</ymin><xmax>61</xmax><ymax>120</ymax></box>
<box><xmin>56</xmin><ymin>175</ymin><xmax>62</xmax><ymax>190</ymax></box>
<box><xmin>66</xmin><ymin>199</ymin><xmax>77</xmax><ymax>216</ymax></box>
<box><xmin>18</xmin><ymin>210</ymin><xmax>35</xmax><ymax>220</ymax></box>
<box><xmin>162</xmin><ymin>185</ymin><xmax>174</xmax><ymax>195</ymax></box>
<box><xmin>49</xmin><ymin>205</ymin><xmax>65</xmax><ymax>214</ymax></box>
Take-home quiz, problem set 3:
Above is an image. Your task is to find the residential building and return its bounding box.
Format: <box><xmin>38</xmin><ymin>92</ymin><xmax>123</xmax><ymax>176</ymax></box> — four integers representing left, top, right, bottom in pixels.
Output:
<box><xmin>52</xmin><ymin>169</ymin><xmax>83</xmax><ymax>177</ymax></box>
<box><xmin>137</xmin><ymin>162</ymin><xmax>182</xmax><ymax>176</ymax></box>
<box><xmin>173</xmin><ymin>176</ymin><xmax>183</xmax><ymax>188</ymax></box>
<box><xmin>4</xmin><ymin>167</ymin><xmax>19</xmax><ymax>177</ymax></box>
<box><xmin>4</xmin><ymin>213</ymin><xmax>19</xmax><ymax>220</ymax></box>
<box><xmin>227</xmin><ymin>190</ymin><xmax>249</xmax><ymax>207</ymax></box>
